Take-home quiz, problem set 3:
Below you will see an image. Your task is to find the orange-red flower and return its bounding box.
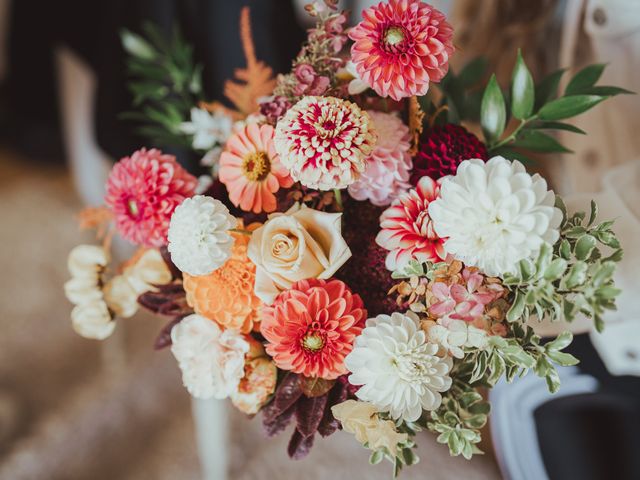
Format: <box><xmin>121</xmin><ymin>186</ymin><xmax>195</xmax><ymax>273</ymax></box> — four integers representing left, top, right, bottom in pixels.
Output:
<box><xmin>261</xmin><ymin>278</ymin><xmax>366</xmax><ymax>380</ymax></box>
<box><xmin>183</xmin><ymin>228</ymin><xmax>261</xmax><ymax>333</ymax></box>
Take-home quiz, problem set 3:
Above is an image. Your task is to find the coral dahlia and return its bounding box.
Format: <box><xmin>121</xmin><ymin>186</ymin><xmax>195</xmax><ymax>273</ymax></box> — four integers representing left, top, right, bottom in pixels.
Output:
<box><xmin>376</xmin><ymin>176</ymin><xmax>446</xmax><ymax>271</ymax></box>
<box><xmin>349</xmin><ymin>0</ymin><xmax>454</xmax><ymax>101</ymax></box>
<box><xmin>261</xmin><ymin>278</ymin><xmax>367</xmax><ymax>380</ymax></box>
<box><xmin>411</xmin><ymin>124</ymin><xmax>488</xmax><ymax>184</ymax></box>
<box><xmin>347</xmin><ymin>111</ymin><xmax>412</xmax><ymax>206</ymax></box>
<box><xmin>105</xmin><ymin>148</ymin><xmax>198</xmax><ymax>247</ymax></box>
<box><xmin>219</xmin><ymin>123</ymin><xmax>293</xmax><ymax>214</ymax></box>
<box><xmin>274</xmin><ymin>96</ymin><xmax>377</xmax><ymax>190</ymax></box>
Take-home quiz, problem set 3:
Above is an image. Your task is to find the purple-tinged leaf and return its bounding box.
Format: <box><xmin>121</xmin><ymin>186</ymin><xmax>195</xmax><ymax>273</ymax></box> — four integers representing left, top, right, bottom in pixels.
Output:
<box><xmin>263</xmin><ymin>403</ymin><xmax>295</xmax><ymax>438</ymax></box>
<box><xmin>300</xmin><ymin>376</ymin><xmax>335</xmax><ymax>398</ymax></box>
<box><xmin>318</xmin><ymin>378</ymin><xmax>348</xmax><ymax>437</ymax></box>
<box><xmin>287</xmin><ymin>430</ymin><xmax>315</xmax><ymax>460</ymax></box>
<box><xmin>263</xmin><ymin>373</ymin><xmax>302</xmax><ymax>423</ymax></box>
<box><xmin>137</xmin><ymin>282</ymin><xmax>192</xmax><ymax>317</ymax></box>
<box><xmin>153</xmin><ymin>316</ymin><xmax>184</xmax><ymax>350</ymax></box>
<box><xmin>159</xmin><ymin>246</ymin><xmax>182</xmax><ymax>280</ymax></box>
<box><xmin>295</xmin><ymin>394</ymin><xmax>328</xmax><ymax>438</ymax></box>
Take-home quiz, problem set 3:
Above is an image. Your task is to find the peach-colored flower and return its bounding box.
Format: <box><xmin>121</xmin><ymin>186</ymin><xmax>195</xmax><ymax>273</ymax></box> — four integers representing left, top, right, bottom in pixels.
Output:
<box><xmin>219</xmin><ymin>123</ymin><xmax>293</xmax><ymax>213</ymax></box>
<box><xmin>261</xmin><ymin>278</ymin><xmax>366</xmax><ymax>380</ymax></box>
<box><xmin>231</xmin><ymin>337</ymin><xmax>277</xmax><ymax>415</ymax></box>
<box><xmin>183</xmin><ymin>227</ymin><xmax>262</xmax><ymax>333</ymax></box>
<box><xmin>349</xmin><ymin>0</ymin><xmax>454</xmax><ymax>101</ymax></box>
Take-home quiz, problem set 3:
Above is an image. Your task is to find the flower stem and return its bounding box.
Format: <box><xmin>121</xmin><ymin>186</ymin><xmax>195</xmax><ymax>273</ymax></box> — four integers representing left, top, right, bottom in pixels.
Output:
<box><xmin>333</xmin><ymin>188</ymin><xmax>343</xmax><ymax>211</ymax></box>
<box><xmin>490</xmin><ymin>115</ymin><xmax>538</xmax><ymax>151</ymax></box>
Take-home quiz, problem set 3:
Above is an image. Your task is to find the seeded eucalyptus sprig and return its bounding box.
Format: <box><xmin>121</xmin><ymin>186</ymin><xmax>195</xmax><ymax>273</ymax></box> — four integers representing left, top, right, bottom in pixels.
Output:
<box><xmin>479</xmin><ymin>51</ymin><xmax>633</xmax><ymax>162</ymax></box>
<box><xmin>504</xmin><ymin>198</ymin><xmax>622</xmax><ymax>332</ymax></box>
<box><xmin>120</xmin><ymin>23</ymin><xmax>204</xmax><ymax>147</ymax></box>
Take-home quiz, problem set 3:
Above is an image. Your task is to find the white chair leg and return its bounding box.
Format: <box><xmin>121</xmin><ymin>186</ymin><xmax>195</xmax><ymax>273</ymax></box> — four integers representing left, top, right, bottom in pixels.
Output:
<box><xmin>191</xmin><ymin>397</ymin><xmax>229</xmax><ymax>480</ymax></box>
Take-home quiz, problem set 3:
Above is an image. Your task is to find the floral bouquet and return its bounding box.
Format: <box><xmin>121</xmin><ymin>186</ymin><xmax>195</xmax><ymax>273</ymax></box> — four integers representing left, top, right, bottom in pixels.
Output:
<box><xmin>65</xmin><ymin>0</ymin><xmax>627</xmax><ymax>475</ymax></box>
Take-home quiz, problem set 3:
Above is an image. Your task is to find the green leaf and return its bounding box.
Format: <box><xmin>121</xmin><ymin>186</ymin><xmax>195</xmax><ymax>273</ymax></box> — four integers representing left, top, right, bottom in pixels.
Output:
<box><xmin>507</xmin><ymin>290</ymin><xmax>526</xmax><ymax>322</ymax></box>
<box><xmin>369</xmin><ymin>450</ymin><xmax>384</xmax><ymax>465</ymax></box>
<box><xmin>548</xmin><ymin>350</ymin><xmax>580</xmax><ymax>366</ymax></box>
<box><xmin>575</xmin><ymin>234</ymin><xmax>597</xmax><ymax>260</ymax></box>
<box><xmin>545</xmin><ymin>367</ymin><xmax>561</xmax><ymax>393</ymax></box>
<box><xmin>536</xmin><ymin>243</ymin><xmax>553</xmax><ymax>272</ymax></box>
<box><xmin>538</xmin><ymin>95</ymin><xmax>606</xmax><ymax>120</ymax></box>
<box><xmin>544</xmin><ymin>258</ymin><xmax>568</xmax><ymax>280</ymax></box>
<box><xmin>481</xmin><ymin>74</ymin><xmax>507</xmax><ymax>143</ymax></box>
<box><xmin>511</xmin><ymin>50</ymin><xmax>535</xmax><ymax>119</ymax></box>
<box><xmin>121</xmin><ymin>30</ymin><xmax>157</xmax><ymax>60</ymax></box>
<box><xmin>535</xmin><ymin>69</ymin><xmax>565</xmax><ymax>109</ymax></box>
<box><xmin>448</xmin><ymin>432</ymin><xmax>463</xmax><ymax>456</ymax></box>
<box><xmin>490</xmin><ymin>146</ymin><xmax>535</xmax><ymax>165</ymax></box>
<box><xmin>546</xmin><ymin>331</ymin><xmax>573</xmax><ymax>351</ymax></box>
<box><xmin>518</xmin><ymin>258</ymin><xmax>536</xmax><ymax>281</ymax></box>
<box><xmin>512</xmin><ymin>130</ymin><xmax>572</xmax><ymax>153</ymax></box>
<box><xmin>532</xmin><ymin>121</ymin><xmax>587</xmax><ymax>135</ymax></box>
<box><xmin>588</xmin><ymin>200</ymin><xmax>599</xmax><ymax>226</ymax></box>
<box><xmin>582</xmin><ymin>85</ymin><xmax>634</xmax><ymax>96</ymax></box>
<box><xmin>559</xmin><ymin>239</ymin><xmax>572</xmax><ymax>259</ymax></box>
<box><xmin>565</xmin><ymin>64</ymin><xmax>606</xmax><ymax>95</ymax></box>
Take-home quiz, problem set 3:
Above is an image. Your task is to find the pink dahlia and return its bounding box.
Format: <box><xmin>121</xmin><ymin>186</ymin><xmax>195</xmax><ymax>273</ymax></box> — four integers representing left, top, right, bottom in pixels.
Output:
<box><xmin>347</xmin><ymin>111</ymin><xmax>412</xmax><ymax>206</ymax></box>
<box><xmin>105</xmin><ymin>148</ymin><xmax>197</xmax><ymax>247</ymax></box>
<box><xmin>219</xmin><ymin>123</ymin><xmax>294</xmax><ymax>214</ymax></box>
<box><xmin>261</xmin><ymin>278</ymin><xmax>366</xmax><ymax>380</ymax></box>
<box><xmin>376</xmin><ymin>176</ymin><xmax>446</xmax><ymax>271</ymax></box>
<box><xmin>274</xmin><ymin>96</ymin><xmax>377</xmax><ymax>190</ymax></box>
<box><xmin>349</xmin><ymin>0</ymin><xmax>454</xmax><ymax>101</ymax></box>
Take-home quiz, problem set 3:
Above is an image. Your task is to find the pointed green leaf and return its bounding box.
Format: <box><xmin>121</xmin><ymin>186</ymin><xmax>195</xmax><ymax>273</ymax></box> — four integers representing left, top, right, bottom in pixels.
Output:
<box><xmin>535</xmin><ymin>69</ymin><xmax>565</xmax><ymax>109</ymax></box>
<box><xmin>481</xmin><ymin>74</ymin><xmax>507</xmax><ymax>143</ymax></box>
<box><xmin>565</xmin><ymin>64</ymin><xmax>606</xmax><ymax>95</ymax></box>
<box><xmin>582</xmin><ymin>85</ymin><xmax>634</xmax><ymax>96</ymax></box>
<box><xmin>511</xmin><ymin>50</ymin><xmax>535</xmax><ymax>119</ymax></box>
<box><xmin>459</xmin><ymin>57</ymin><xmax>488</xmax><ymax>88</ymax></box>
<box><xmin>369</xmin><ymin>450</ymin><xmax>385</xmax><ymax>465</ymax></box>
<box><xmin>588</xmin><ymin>200</ymin><xmax>599</xmax><ymax>226</ymax></box>
<box><xmin>513</xmin><ymin>130</ymin><xmax>572</xmax><ymax>153</ymax></box>
<box><xmin>538</xmin><ymin>95</ymin><xmax>605</xmax><ymax>120</ymax></box>
<box><xmin>532</xmin><ymin>121</ymin><xmax>586</xmax><ymax>135</ymax></box>
<box><xmin>507</xmin><ymin>290</ymin><xmax>526</xmax><ymax>322</ymax></box>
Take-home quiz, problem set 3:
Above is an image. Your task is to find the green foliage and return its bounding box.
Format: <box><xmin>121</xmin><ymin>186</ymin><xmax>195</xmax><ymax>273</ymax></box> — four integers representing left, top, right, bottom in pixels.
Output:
<box><xmin>503</xmin><ymin>199</ymin><xmax>622</xmax><ymax>332</ymax></box>
<box><xmin>366</xmin><ymin>415</ymin><xmax>421</xmax><ymax>478</ymax></box>
<box><xmin>426</xmin><ymin>380</ymin><xmax>489</xmax><ymax>460</ymax></box>
<box><xmin>121</xmin><ymin>23</ymin><xmax>204</xmax><ymax>147</ymax></box>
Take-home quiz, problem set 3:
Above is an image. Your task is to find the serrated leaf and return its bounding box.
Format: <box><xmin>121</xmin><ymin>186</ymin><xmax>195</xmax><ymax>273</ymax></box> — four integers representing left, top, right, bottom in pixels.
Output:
<box><xmin>575</xmin><ymin>234</ymin><xmax>597</xmax><ymax>260</ymax></box>
<box><xmin>481</xmin><ymin>74</ymin><xmax>507</xmax><ymax>143</ymax></box>
<box><xmin>565</xmin><ymin>64</ymin><xmax>606</xmax><ymax>95</ymax></box>
<box><xmin>511</xmin><ymin>50</ymin><xmax>535</xmax><ymax>119</ymax></box>
<box><xmin>538</xmin><ymin>95</ymin><xmax>605</xmax><ymax>120</ymax></box>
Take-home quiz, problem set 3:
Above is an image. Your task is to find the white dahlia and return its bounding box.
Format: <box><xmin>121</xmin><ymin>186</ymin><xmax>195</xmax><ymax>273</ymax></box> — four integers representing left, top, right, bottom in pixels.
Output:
<box><xmin>274</xmin><ymin>96</ymin><xmax>377</xmax><ymax>190</ymax></box>
<box><xmin>347</xmin><ymin>111</ymin><xmax>412</xmax><ymax>206</ymax></box>
<box><xmin>345</xmin><ymin>311</ymin><xmax>452</xmax><ymax>422</ymax></box>
<box><xmin>171</xmin><ymin>314</ymin><xmax>249</xmax><ymax>399</ymax></box>
<box><xmin>167</xmin><ymin>195</ymin><xmax>237</xmax><ymax>276</ymax></box>
<box><xmin>429</xmin><ymin>157</ymin><xmax>563</xmax><ymax>277</ymax></box>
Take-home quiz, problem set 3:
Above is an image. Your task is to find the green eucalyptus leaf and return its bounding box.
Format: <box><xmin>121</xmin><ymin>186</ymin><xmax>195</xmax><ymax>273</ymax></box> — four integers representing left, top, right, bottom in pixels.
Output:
<box><xmin>511</xmin><ymin>50</ymin><xmax>535</xmax><ymax>119</ymax></box>
<box><xmin>565</xmin><ymin>63</ymin><xmax>606</xmax><ymax>95</ymax></box>
<box><xmin>481</xmin><ymin>74</ymin><xmax>507</xmax><ymax>143</ymax></box>
<box><xmin>538</xmin><ymin>95</ymin><xmax>605</xmax><ymax>120</ymax></box>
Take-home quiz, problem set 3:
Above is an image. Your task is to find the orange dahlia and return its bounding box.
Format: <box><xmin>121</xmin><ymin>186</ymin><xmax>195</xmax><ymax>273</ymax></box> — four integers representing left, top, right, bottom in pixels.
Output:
<box><xmin>261</xmin><ymin>278</ymin><xmax>366</xmax><ymax>380</ymax></box>
<box><xmin>219</xmin><ymin>123</ymin><xmax>293</xmax><ymax>214</ymax></box>
<box><xmin>183</xmin><ymin>228</ymin><xmax>261</xmax><ymax>333</ymax></box>
<box><xmin>349</xmin><ymin>0</ymin><xmax>454</xmax><ymax>101</ymax></box>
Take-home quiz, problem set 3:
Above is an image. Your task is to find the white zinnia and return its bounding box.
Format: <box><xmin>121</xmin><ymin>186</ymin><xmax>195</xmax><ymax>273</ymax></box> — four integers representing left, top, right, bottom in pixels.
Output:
<box><xmin>345</xmin><ymin>312</ymin><xmax>453</xmax><ymax>422</ymax></box>
<box><xmin>429</xmin><ymin>157</ymin><xmax>563</xmax><ymax>277</ymax></box>
<box><xmin>171</xmin><ymin>314</ymin><xmax>249</xmax><ymax>399</ymax></box>
<box><xmin>167</xmin><ymin>195</ymin><xmax>237</xmax><ymax>276</ymax></box>
<box><xmin>180</xmin><ymin>107</ymin><xmax>233</xmax><ymax>151</ymax></box>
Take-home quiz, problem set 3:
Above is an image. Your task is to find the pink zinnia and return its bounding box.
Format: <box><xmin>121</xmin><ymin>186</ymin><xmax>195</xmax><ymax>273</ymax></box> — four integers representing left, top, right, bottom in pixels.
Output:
<box><xmin>261</xmin><ymin>278</ymin><xmax>366</xmax><ymax>380</ymax></box>
<box><xmin>376</xmin><ymin>176</ymin><xmax>446</xmax><ymax>271</ymax></box>
<box><xmin>219</xmin><ymin>123</ymin><xmax>293</xmax><ymax>213</ymax></box>
<box><xmin>105</xmin><ymin>148</ymin><xmax>197</xmax><ymax>247</ymax></box>
<box><xmin>349</xmin><ymin>0</ymin><xmax>454</xmax><ymax>101</ymax></box>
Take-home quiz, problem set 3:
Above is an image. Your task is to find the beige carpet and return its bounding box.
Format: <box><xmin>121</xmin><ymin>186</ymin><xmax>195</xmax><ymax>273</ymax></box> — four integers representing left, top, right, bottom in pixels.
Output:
<box><xmin>0</xmin><ymin>148</ymin><xmax>501</xmax><ymax>479</ymax></box>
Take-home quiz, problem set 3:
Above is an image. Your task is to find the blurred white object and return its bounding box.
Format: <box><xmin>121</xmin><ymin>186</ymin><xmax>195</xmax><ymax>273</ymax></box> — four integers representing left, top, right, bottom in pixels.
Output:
<box><xmin>490</xmin><ymin>367</ymin><xmax>598</xmax><ymax>480</ymax></box>
<box><xmin>192</xmin><ymin>398</ymin><xmax>228</xmax><ymax>480</ymax></box>
<box><xmin>556</xmin><ymin>0</ymin><xmax>640</xmax><ymax>194</ymax></box>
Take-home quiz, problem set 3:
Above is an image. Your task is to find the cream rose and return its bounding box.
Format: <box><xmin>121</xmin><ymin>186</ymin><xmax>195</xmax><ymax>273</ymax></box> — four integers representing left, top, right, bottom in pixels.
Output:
<box><xmin>247</xmin><ymin>204</ymin><xmax>351</xmax><ymax>304</ymax></box>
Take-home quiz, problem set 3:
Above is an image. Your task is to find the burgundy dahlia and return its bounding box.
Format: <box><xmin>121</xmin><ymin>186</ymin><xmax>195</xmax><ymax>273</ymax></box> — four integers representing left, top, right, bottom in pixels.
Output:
<box><xmin>410</xmin><ymin>124</ymin><xmax>488</xmax><ymax>185</ymax></box>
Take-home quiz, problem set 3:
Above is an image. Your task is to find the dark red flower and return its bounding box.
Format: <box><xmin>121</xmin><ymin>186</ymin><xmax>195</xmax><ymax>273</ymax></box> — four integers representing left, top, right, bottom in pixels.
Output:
<box><xmin>410</xmin><ymin>124</ymin><xmax>488</xmax><ymax>184</ymax></box>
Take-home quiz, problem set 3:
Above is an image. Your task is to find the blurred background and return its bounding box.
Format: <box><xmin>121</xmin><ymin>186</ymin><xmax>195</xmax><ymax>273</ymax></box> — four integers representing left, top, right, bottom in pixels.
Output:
<box><xmin>0</xmin><ymin>0</ymin><xmax>638</xmax><ymax>479</ymax></box>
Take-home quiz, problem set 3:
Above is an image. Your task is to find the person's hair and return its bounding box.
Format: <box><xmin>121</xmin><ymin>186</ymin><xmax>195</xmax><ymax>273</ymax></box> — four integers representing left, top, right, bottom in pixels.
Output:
<box><xmin>452</xmin><ymin>0</ymin><xmax>560</xmax><ymax>81</ymax></box>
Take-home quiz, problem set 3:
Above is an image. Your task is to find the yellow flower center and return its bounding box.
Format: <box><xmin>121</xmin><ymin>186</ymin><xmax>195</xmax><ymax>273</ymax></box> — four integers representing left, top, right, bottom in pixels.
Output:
<box><xmin>302</xmin><ymin>332</ymin><xmax>324</xmax><ymax>352</ymax></box>
<box><xmin>127</xmin><ymin>199</ymin><xmax>140</xmax><ymax>218</ymax></box>
<box><xmin>384</xmin><ymin>26</ymin><xmax>405</xmax><ymax>46</ymax></box>
<box><xmin>242</xmin><ymin>151</ymin><xmax>271</xmax><ymax>182</ymax></box>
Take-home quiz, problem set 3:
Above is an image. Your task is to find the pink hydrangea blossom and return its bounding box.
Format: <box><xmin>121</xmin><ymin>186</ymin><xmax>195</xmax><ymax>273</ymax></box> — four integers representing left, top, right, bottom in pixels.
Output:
<box><xmin>105</xmin><ymin>148</ymin><xmax>197</xmax><ymax>247</ymax></box>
